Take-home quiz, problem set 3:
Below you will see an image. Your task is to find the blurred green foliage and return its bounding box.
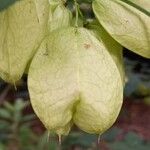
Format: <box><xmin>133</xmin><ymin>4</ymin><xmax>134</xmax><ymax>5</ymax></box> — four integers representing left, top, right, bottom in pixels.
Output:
<box><xmin>0</xmin><ymin>100</ymin><xmax>150</xmax><ymax>150</ymax></box>
<box><xmin>109</xmin><ymin>132</ymin><xmax>150</xmax><ymax>150</ymax></box>
<box><xmin>124</xmin><ymin>57</ymin><xmax>150</xmax><ymax>102</ymax></box>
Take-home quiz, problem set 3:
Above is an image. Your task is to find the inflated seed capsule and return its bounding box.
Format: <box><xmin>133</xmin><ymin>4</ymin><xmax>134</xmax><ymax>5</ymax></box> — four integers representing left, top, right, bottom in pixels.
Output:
<box><xmin>0</xmin><ymin>0</ymin><xmax>49</xmax><ymax>83</ymax></box>
<box><xmin>93</xmin><ymin>0</ymin><xmax>150</xmax><ymax>58</ymax></box>
<box><xmin>28</xmin><ymin>27</ymin><xmax>123</xmax><ymax>135</ymax></box>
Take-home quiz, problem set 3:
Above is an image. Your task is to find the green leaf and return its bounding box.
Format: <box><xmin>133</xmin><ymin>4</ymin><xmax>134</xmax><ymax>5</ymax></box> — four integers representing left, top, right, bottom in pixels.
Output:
<box><xmin>0</xmin><ymin>0</ymin><xmax>49</xmax><ymax>83</ymax></box>
<box><xmin>0</xmin><ymin>108</ymin><xmax>11</xmax><ymax>119</ymax></box>
<box><xmin>109</xmin><ymin>132</ymin><xmax>150</xmax><ymax>150</ymax></box>
<box><xmin>14</xmin><ymin>99</ymin><xmax>29</xmax><ymax>111</ymax></box>
<box><xmin>3</xmin><ymin>101</ymin><xmax>14</xmax><ymax>112</ymax></box>
<box><xmin>109</xmin><ymin>141</ymin><xmax>131</xmax><ymax>150</ymax></box>
<box><xmin>124</xmin><ymin>132</ymin><xmax>143</xmax><ymax>146</ymax></box>
<box><xmin>28</xmin><ymin>27</ymin><xmax>123</xmax><ymax>135</ymax></box>
<box><xmin>63</xmin><ymin>132</ymin><xmax>97</xmax><ymax>148</ymax></box>
<box><xmin>102</xmin><ymin>127</ymin><xmax>122</xmax><ymax>141</ymax></box>
<box><xmin>22</xmin><ymin>114</ymin><xmax>36</xmax><ymax>122</ymax></box>
<box><xmin>86</xmin><ymin>20</ymin><xmax>125</xmax><ymax>84</ymax></box>
<box><xmin>0</xmin><ymin>143</ymin><xmax>5</xmax><ymax>150</ymax></box>
<box><xmin>0</xmin><ymin>120</ymin><xmax>10</xmax><ymax>130</ymax></box>
<box><xmin>93</xmin><ymin>0</ymin><xmax>150</xmax><ymax>58</ymax></box>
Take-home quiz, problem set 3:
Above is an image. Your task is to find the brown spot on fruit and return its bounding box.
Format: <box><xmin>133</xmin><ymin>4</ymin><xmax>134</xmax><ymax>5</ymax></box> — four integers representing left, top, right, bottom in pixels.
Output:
<box><xmin>84</xmin><ymin>43</ymin><xmax>91</xmax><ymax>49</ymax></box>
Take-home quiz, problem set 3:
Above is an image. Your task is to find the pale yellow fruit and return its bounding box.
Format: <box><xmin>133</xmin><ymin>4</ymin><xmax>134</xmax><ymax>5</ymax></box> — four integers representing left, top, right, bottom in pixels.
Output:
<box><xmin>93</xmin><ymin>0</ymin><xmax>150</xmax><ymax>58</ymax></box>
<box><xmin>0</xmin><ymin>0</ymin><xmax>49</xmax><ymax>83</ymax></box>
<box><xmin>28</xmin><ymin>27</ymin><xmax>123</xmax><ymax>135</ymax></box>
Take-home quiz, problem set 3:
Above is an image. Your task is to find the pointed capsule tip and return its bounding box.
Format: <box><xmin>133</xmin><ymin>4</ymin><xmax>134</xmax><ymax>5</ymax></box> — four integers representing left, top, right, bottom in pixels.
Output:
<box><xmin>97</xmin><ymin>134</ymin><xmax>101</xmax><ymax>145</ymax></box>
<box><xmin>47</xmin><ymin>131</ymin><xmax>50</xmax><ymax>143</ymax></box>
<box><xmin>13</xmin><ymin>81</ymin><xmax>17</xmax><ymax>91</ymax></box>
<box><xmin>58</xmin><ymin>134</ymin><xmax>62</xmax><ymax>146</ymax></box>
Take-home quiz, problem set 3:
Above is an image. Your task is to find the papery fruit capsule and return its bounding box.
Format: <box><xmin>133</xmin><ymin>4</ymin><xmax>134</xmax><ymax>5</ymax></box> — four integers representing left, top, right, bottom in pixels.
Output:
<box><xmin>28</xmin><ymin>27</ymin><xmax>123</xmax><ymax>135</ymax></box>
<box><xmin>86</xmin><ymin>20</ymin><xmax>125</xmax><ymax>84</ymax></box>
<box><xmin>48</xmin><ymin>3</ymin><xmax>72</xmax><ymax>32</ymax></box>
<box><xmin>93</xmin><ymin>0</ymin><xmax>150</xmax><ymax>58</ymax></box>
<box><xmin>0</xmin><ymin>0</ymin><xmax>49</xmax><ymax>83</ymax></box>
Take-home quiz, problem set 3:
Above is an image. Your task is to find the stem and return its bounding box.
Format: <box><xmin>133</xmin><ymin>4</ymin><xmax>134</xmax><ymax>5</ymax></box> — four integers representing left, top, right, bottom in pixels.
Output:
<box><xmin>74</xmin><ymin>0</ymin><xmax>79</xmax><ymax>27</ymax></box>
